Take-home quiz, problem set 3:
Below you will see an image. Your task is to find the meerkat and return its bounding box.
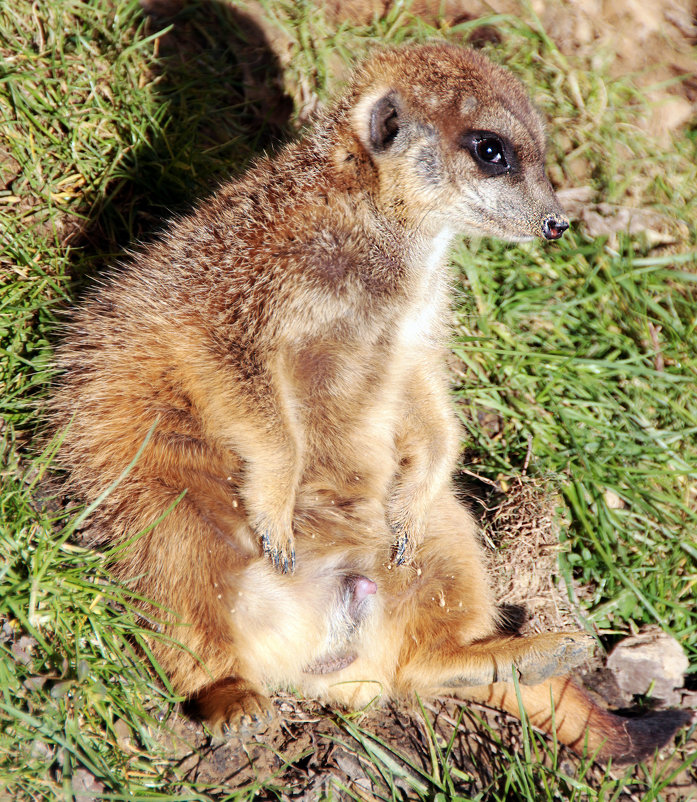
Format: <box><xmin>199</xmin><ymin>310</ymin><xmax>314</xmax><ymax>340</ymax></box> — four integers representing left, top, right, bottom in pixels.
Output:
<box><xmin>49</xmin><ymin>43</ymin><xmax>690</xmax><ymax>762</ymax></box>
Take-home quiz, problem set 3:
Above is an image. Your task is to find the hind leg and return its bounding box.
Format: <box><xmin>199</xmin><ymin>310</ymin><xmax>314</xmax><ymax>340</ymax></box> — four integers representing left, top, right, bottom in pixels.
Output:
<box><xmin>395</xmin><ymin>491</ymin><xmax>592</xmax><ymax>688</ymax></box>
<box><xmin>397</xmin><ymin>631</ymin><xmax>594</xmax><ymax>692</ymax></box>
<box><xmin>444</xmin><ymin>632</ymin><xmax>593</xmax><ymax>687</ymax></box>
<box><xmin>107</xmin><ymin>470</ymin><xmax>279</xmax><ymax>736</ymax></box>
<box><xmin>394</xmin><ymin>490</ymin><xmax>690</xmax><ymax>763</ymax></box>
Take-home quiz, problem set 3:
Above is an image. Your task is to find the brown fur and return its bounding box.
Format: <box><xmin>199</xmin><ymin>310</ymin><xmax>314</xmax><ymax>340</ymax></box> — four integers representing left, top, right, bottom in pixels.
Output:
<box><xmin>462</xmin><ymin>679</ymin><xmax>694</xmax><ymax>765</ymax></box>
<box><xmin>49</xmin><ymin>44</ymin><xmax>688</xmax><ymax>763</ymax></box>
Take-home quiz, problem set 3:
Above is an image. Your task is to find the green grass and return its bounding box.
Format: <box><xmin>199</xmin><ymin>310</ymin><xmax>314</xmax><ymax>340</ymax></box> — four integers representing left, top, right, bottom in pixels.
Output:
<box><xmin>332</xmin><ymin>700</ymin><xmax>674</xmax><ymax>801</ymax></box>
<box><xmin>1</xmin><ymin>0</ymin><xmax>696</xmax><ymax>799</ymax></box>
<box><xmin>452</xmin><ymin>237</ymin><xmax>697</xmax><ymax>650</ymax></box>
<box><xmin>0</xmin><ymin>460</ymin><xmax>182</xmax><ymax>798</ymax></box>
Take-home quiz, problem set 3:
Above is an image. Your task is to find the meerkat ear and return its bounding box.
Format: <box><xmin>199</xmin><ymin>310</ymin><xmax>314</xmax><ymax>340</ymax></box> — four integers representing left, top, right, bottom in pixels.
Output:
<box><xmin>369</xmin><ymin>91</ymin><xmax>401</xmax><ymax>152</ymax></box>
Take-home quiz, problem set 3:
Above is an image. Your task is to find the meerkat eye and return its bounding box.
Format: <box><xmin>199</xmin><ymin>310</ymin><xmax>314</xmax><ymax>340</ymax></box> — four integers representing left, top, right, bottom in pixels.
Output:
<box><xmin>461</xmin><ymin>130</ymin><xmax>515</xmax><ymax>176</ymax></box>
<box><xmin>475</xmin><ymin>138</ymin><xmax>505</xmax><ymax>165</ymax></box>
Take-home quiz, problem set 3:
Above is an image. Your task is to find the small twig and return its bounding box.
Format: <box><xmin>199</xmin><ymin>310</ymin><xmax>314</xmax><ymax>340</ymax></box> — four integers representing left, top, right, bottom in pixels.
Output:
<box><xmin>647</xmin><ymin>322</ymin><xmax>664</xmax><ymax>372</ymax></box>
<box><xmin>459</xmin><ymin>468</ymin><xmax>502</xmax><ymax>490</ymax></box>
<box><xmin>522</xmin><ymin>434</ymin><xmax>533</xmax><ymax>475</ymax></box>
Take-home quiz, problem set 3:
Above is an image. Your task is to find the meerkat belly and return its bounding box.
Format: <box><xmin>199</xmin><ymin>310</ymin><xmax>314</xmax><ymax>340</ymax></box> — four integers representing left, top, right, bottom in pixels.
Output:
<box><xmin>286</xmin><ymin>336</ymin><xmax>407</xmax><ymax>493</ymax></box>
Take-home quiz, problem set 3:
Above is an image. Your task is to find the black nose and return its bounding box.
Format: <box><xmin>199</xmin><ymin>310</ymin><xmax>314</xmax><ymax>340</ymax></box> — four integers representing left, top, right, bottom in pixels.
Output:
<box><xmin>542</xmin><ymin>216</ymin><xmax>569</xmax><ymax>240</ymax></box>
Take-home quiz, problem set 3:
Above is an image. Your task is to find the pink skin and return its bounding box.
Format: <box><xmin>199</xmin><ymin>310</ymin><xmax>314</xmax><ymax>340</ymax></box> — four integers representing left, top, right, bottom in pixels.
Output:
<box><xmin>354</xmin><ymin>577</ymin><xmax>377</xmax><ymax>602</ymax></box>
<box><xmin>302</xmin><ymin>574</ymin><xmax>377</xmax><ymax>675</ymax></box>
<box><xmin>345</xmin><ymin>574</ymin><xmax>377</xmax><ymax>623</ymax></box>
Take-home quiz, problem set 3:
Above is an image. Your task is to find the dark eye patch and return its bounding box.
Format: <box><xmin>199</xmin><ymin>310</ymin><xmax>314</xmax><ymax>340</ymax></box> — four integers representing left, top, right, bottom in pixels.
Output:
<box><xmin>460</xmin><ymin>130</ymin><xmax>517</xmax><ymax>177</ymax></box>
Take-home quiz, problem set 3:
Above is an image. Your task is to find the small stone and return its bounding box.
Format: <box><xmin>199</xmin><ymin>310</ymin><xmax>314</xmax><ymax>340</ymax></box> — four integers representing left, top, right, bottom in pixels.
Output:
<box><xmin>1</xmin><ymin>620</ymin><xmax>16</xmax><ymax>642</ymax></box>
<box><xmin>334</xmin><ymin>748</ymin><xmax>364</xmax><ymax>780</ymax></box>
<box><xmin>11</xmin><ymin>635</ymin><xmax>37</xmax><ymax>666</ymax></box>
<box><xmin>114</xmin><ymin>718</ymin><xmax>133</xmax><ymax>750</ymax></box>
<box><xmin>649</xmin><ymin>96</ymin><xmax>694</xmax><ymax>136</ymax></box>
<box><xmin>607</xmin><ymin>627</ymin><xmax>688</xmax><ymax>705</ymax></box>
<box><xmin>30</xmin><ymin>740</ymin><xmax>54</xmax><ymax>760</ymax></box>
<box><xmin>680</xmin><ymin>690</ymin><xmax>697</xmax><ymax>709</ymax></box>
<box><xmin>603</xmin><ymin>490</ymin><xmax>625</xmax><ymax>510</ymax></box>
<box><xmin>71</xmin><ymin>768</ymin><xmax>104</xmax><ymax>801</ymax></box>
<box><xmin>23</xmin><ymin>676</ymin><xmax>47</xmax><ymax>693</ymax></box>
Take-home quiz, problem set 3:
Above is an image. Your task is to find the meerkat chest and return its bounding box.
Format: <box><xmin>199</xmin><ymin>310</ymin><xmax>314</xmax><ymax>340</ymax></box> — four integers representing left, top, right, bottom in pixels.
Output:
<box><xmin>281</xmin><ymin>227</ymin><xmax>453</xmax><ymax>426</ymax></box>
<box><xmin>394</xmin><ymin>227</ymin><xmax>453</xmax><ymax>350</ymax></box>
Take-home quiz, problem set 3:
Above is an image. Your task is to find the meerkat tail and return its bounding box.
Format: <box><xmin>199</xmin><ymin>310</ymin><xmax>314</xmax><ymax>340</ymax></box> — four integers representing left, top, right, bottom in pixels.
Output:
<box><xmin>459</xmin><ymin>676</ymin><xmax>693</xmax><ymax>764</ymax></box>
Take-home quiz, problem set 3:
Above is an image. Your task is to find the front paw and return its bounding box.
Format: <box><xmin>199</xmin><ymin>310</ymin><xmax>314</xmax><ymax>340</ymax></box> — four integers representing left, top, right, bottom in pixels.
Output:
<box><xmin>260</xmin><ymin>527</ymin><xmax>296</xmax><ymax>573</ymax></box>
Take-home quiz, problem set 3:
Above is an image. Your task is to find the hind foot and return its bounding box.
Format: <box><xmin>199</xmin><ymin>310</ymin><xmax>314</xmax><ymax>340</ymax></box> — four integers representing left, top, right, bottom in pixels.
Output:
<box><xmin>515</xmin><ymin>632</ymin><xmax>594</xmax><ymax>685</ymax></box>
<box><xmin>443</xmin><ymin>632</ymin><xmax>594</xmax><ymax>689</ymax></box>
<box><xmin>195</xmin><ymin>677</ymin><xmax>274</xmax><ymax>739</ymax></box>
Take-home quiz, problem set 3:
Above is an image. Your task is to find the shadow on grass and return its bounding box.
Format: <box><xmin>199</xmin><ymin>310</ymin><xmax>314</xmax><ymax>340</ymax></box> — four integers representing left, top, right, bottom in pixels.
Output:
<box><xmin>71</xmin><ymin>0</ymin><xmax>293</xmax><ymax>289</ymax></box>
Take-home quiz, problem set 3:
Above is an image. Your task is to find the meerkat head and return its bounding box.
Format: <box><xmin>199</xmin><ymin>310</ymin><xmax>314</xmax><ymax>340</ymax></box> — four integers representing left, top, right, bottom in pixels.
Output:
<box><xmin>343</xmin><ymin>43</ymin><xmax>568</xmax><ymax>242</ymax></box>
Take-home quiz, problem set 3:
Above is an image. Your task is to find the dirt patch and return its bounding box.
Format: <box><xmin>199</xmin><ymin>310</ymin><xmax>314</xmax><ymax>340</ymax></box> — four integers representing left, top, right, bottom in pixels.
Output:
<box><xmin>150</xmin><ymin>693</ymin><xmax>581</xmax><ymax>798</ymax></box>
<box><xmin>328</xmin><ymin>0</ymin><xmax>696</xmax><ymax>133</ymax></box>
<box><xmin>151</xmin><ymin>688</ymin><xmax>697</xmax><ymax>798</ymax></box>
<box><xmin>245</xmin><ymin>0</ymin><xmax>696</xmax><ymax>137</ymax></box>
<box><xmin>481</xmin><ymin>474</ymin><xmax>584</xmax><ymax>635</ymax></box>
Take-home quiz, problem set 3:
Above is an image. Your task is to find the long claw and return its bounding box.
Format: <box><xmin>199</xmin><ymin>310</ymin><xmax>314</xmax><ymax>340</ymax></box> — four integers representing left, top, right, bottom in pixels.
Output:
<box><xmin>260</xmin><ymin>530</ymin><xmax>296</xmax><ymax>573</ymax></box>
<box><xmin>394</xmin><ymin>532</ymin><xmax>409</xmax><ymax>565</ymax></box>
<box><xmin>279</xmin><ymin>547</ymin><xmax>295</xmax><ymax>574</ymax></box>
<box><xmin>261</xmin><ymin>531</ymin><xmax>272</xmax><ymax>556</ymax></box>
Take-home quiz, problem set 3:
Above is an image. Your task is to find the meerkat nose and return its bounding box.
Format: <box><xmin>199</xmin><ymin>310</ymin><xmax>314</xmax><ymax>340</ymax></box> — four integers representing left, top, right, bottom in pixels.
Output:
<box><xmin>542</xmin><ymin>216</ymin><xmax>569</xmax><ymax>240</ymax></box>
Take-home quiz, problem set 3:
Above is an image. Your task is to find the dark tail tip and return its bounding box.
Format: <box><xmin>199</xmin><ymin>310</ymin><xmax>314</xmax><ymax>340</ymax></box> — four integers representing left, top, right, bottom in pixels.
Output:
<box><xmin>605</xmin><ymin>709</ymin><xmax>694</xmax><ymax>765</ymax></box>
